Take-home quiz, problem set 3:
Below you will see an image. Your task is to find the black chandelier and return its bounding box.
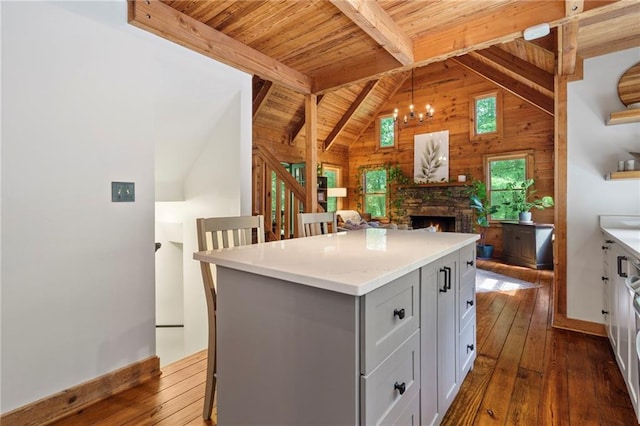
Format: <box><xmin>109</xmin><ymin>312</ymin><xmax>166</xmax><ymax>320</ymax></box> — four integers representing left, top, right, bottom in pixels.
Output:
<box><xmin>393</xmin><ymin>69</ymin><xmax>434</xmax><ymax>127</ymax></box>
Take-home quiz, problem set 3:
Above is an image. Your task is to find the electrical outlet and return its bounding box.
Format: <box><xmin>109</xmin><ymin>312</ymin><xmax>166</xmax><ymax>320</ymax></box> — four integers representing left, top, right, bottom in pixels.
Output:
<box><xmin>112</xmin><ymin>182</ymin><xmax>135</xmax><ymax>202</ymax></box>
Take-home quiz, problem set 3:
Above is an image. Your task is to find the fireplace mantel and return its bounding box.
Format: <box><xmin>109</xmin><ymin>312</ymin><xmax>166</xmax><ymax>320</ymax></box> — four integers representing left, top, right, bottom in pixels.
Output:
<box><xmin>393</xmin><ymin>181</ymin><xmax>469</xmax><ymax>190</ymax></box>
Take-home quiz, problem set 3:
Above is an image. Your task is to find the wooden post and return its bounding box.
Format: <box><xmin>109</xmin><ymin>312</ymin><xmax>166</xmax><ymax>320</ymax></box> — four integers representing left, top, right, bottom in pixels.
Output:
<box><xmin>305</xmin><ymin>94</ymin><xmax>318</xmax><ymax>212</ymax></box>
<box><xmin>554</xmin><ymin>74</ymin><xmax>568</xmax><ymax>320</ymax></box>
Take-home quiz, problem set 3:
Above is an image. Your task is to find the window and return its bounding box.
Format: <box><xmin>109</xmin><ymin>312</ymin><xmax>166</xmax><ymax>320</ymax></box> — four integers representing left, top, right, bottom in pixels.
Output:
<box><xmin>363</xmin><ymin>168</ymin><xmax>387</xmax><ymax>218</ymax></box>
<box><xmin>323</xmin><ymin>165</ymin><xmax>342</xmax><ymax>212</ymax></box>
<box><xmin>485</xmin><ymin>151</ymin><xmax>533</xmax><ymax>221</ymax></box>
<box><xmin>470</xmin><ymin>91</ymin><xmax>502</xmax><ymax>139</ymax></box>
<box><xmin>376</xmin><ymin>113</ymin><xmax>397</xmax><ymax>149</ymax></box>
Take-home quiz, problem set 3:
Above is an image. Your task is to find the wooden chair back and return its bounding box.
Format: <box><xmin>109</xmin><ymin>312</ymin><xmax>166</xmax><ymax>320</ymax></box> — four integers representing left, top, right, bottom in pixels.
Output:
<box><xmin>195</xmin><ymin>214</ymin><xmax>265</xmax><ymax>420</ymax></box>
<box><xmin>297</xmin><ymin>212</ymin><xmax>337</xmax><ymax>237</ymax></box>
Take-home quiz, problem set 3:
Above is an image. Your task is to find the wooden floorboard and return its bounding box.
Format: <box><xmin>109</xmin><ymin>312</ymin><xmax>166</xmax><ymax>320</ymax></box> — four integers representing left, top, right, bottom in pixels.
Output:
<box><xmin>50</xmin><ymin>259</ymin><xmax>637</xmax><ymax>426</ymax></box>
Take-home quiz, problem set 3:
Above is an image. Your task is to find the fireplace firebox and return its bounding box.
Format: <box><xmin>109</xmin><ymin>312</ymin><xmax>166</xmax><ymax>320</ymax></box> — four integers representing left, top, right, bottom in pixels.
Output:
<box><xmin>410</xmin><ymin>215</ymin><xmax>456</xmax><ymax>232</ymax></box>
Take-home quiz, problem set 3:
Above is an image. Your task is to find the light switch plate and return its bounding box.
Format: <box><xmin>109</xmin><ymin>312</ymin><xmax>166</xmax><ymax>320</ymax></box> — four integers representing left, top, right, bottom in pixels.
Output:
<box><xmin>112</xmin><ymin>182</ymin><xmax>135</xmax><ymax>202</ymax></box>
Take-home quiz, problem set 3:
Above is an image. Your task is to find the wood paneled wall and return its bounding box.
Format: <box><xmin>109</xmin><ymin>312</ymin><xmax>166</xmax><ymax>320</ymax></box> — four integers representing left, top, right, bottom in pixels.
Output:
<box><xmin>348</xmin><ymin>60</ymin><xmax>555</xmax><ymax>254</ymax></box>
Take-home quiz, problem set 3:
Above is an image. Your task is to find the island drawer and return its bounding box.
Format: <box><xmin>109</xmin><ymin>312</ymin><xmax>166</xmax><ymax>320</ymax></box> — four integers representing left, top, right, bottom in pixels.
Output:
<box><xmin>360</xmin><ymin>269</ymin><xmax>419</xmax><ymax>374</ymax></box>
<box><xmin>460</xmin><ymin>245</ymin><xmax>477</xmax><ymax>283</ymax></box>
<box><xmin>361</xmin><ymin>331</ymin><xmax>420</xmax><ymax>426</ymax></box>
<box><xmin>381</xmin><ymin>389</ymin><xmax>419</xmax><ymax>426</ymax></box>
<box><xmin>459</xmin><ymin>279</ymin><xmax>476</xmax><ymax>332</ymax></box>
<box><xmin>458</xmin><ymin>319</ymin><xmax>476</xmax><ymax>380</ymax></box>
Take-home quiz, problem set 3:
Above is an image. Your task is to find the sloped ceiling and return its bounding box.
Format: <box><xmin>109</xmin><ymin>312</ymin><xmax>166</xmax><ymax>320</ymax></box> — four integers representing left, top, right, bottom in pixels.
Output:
<box><xmin>129</xmin><ymin>0</ymin><xmax>640</xmax><ymax>150</ymax></box>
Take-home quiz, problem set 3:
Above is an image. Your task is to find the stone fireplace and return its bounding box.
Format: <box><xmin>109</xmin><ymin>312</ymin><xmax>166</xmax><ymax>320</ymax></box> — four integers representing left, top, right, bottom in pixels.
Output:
<box><xmin>393</xmin><ymin>184</ymin><xmax>474</xmax><ymax>233</ymax></box>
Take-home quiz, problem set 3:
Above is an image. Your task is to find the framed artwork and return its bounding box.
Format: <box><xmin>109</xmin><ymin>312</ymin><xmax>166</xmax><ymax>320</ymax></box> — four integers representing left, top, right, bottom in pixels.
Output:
<box><xmin>414</xmin><ymin>130</ymin><xmax>449</xmax><ymax>183</ymax></box>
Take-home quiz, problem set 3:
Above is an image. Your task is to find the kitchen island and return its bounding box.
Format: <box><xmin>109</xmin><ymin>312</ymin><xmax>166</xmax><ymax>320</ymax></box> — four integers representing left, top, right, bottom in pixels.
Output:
<box><xmin>194</xmin><ymin>228</ymin><xmax>479</xmax><ymax>425</ymax></box>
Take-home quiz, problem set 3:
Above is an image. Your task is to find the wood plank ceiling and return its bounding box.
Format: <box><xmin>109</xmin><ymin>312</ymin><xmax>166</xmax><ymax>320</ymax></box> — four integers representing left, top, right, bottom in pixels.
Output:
<box><xmin>129</xmin><ymin>0</ymin><xmax>640</xmax><ymax>149</ymax></box>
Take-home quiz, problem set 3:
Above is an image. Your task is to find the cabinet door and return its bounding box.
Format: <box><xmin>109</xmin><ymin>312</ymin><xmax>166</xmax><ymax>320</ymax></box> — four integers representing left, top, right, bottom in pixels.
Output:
<box><xmin>503</xmin><ymin>225</ymin><xmax>517</xmax><ymax>257</ymax></box>
<box><xmin>420</xmin><ymin>262</ymin><xmax>439</xmax><ymax>426</ymax></box>
<box><xmin>602</xmin><ymin>240</ymin><xmax>615</xmax><ymax>346</ymax></box>
<box><xmin>607</xmin><ymin>243</ymin><xmax>619</xmax><ymax>352</ymax></box>
<box><xmin>437</xmin><ymin>251</ymin><xmax>459</xmax><ymax>414</ymax></box>
<box><xmin>615</xmin><ymin>247</ymin><xmax>630</xmax><ymax>373</ymax></box>
<box><xmin>518</xmin><ymin>227</ymin><xmax>536</xmax><ymax>262</ymax></box>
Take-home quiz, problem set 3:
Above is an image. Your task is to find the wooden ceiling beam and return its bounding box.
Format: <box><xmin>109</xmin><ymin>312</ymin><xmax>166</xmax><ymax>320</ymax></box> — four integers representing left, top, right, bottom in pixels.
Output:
<box><xmin>314</xmin><ymin>1</ymin><xmax>567</xmax><ymax>93</ymax></box>
<box><xmin>329</xmin><ymin>0</ymin><xmax>413</xmax><ymax>66</ymax></box>
<box><xmin>452</xmin><ymin>55</ymin><xmax>554</xmax><ymax>116</ymax></box>
<box><xmin>558</xmin><ymin>0</ymin><xmax>583</xmax><ymax>76</ymax></box>
<box><xmin>578</xmin><ymin>34</ymin><xmax>640</xmax><ymax>59</ymax></box>
<box><xmin>576</xmin><ymin>2</ymin><xmax>640</xmax><ymax>58</ymax></box>
<box><xmin>566</xmin><ymin>0</ymin><xmax>584</xmax><ymax>16</ymax></box>
<box><xmin>313</xmin><ymin>0</ymin><xmax>628</xmax><ymax>93</ymax></box>
<box><xmin>312</xmin><ymin>49</ymin><xmax>400</xmax><ymax>94</ymax></box>
<box><xmin>558</xmin><ymin>21</ymin><xmax>580</xmax><ymax>76</ymax></box>
<box><xmin>253</xmin><ymin>79</ymin><xmax>274</xmax><ymax>122</ymax></box>
<box><xmin>323</xmin><ymin>80</ymin><xmax>377</xmax><ymax>151</ymax></box>
<box><xmin>127</xmin><ymin>0</ymin><xmax>312</xmax><ymax>94</ymax></box>
<box><xmin>413</xmin><ymin>1</ymin><xmax>566</xmax><ymax>65</ymax></box>
<box><xmin>474</xmin><ymin>46</ymin><xmax>554</xmax><ymax>94</ymax></box>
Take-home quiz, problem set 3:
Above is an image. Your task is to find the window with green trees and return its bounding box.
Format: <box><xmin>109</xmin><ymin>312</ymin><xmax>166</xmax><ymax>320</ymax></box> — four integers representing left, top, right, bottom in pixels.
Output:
<box><xmin>324</xmin><ymin>166</ymin><xmax>339</xmax><ymax>212</ymax></box>
<box><xmin>476</xmin><ymin>95</ymin><xmax>496</xmax><ymax>134</ymax></box>
<box><xmin>378</xmin><ymin>114</ymin><xmax>396</xmax><ymax>148</ymax></box>
<box><xmin>471</xmin><ymin>91</ymin><xmax>501</xmax><ymax>139</ymax></box>
<box><xmin>364</xmin><ymin>168</ymin><xmax>387</xmax><ymax>218</ymax></box>
<box><xmin>486</xmin><ymin>152</ymin><xmax>531</xmax><ymax>221</ymax></box>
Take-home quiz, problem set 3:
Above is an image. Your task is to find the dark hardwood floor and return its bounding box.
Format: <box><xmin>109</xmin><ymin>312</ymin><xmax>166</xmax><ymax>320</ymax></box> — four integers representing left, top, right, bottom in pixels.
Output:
<box><xmin>51</xmin><ymin>260</ymin><xmax>637</xmax><ymax>425</ymax></box>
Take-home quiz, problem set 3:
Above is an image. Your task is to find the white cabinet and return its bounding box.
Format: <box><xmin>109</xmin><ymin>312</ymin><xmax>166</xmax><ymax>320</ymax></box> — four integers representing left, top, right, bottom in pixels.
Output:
<box><xmin>602</xmin><ymin>237</ymin><xmax>640</xmax><ymax>423</ymax></box>
<box><xmin>421</xmin><ymin>248</ymin><xmax>476</xmax><ymax>425</ymax></box>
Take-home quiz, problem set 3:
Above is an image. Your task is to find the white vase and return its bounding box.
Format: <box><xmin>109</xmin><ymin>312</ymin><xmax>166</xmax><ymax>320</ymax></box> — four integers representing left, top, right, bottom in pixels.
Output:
<box><xmin>518</xmin><ymin>211</ymin><xmax>532</xmax><ymax>223</ymax></box>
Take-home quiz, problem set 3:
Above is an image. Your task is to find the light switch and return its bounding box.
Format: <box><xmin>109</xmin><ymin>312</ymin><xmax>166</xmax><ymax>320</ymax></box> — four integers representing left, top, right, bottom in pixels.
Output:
<box><xmin>112</xmin><ymin>182</ymin><xmax>135</xmax><ymax>202</ymax></box>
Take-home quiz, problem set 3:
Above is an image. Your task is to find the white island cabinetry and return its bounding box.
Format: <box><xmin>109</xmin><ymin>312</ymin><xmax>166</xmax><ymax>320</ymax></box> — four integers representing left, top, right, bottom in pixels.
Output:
<box><xmin>195</xmin><ymin>229</ymin><xmax>479</xmax><ymax>425</ymax></box>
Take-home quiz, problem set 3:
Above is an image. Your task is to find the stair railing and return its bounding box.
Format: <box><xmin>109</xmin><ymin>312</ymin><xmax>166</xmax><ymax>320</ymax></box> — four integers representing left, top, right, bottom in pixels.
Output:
<box><xmin>252</xmin><ymin>146</ymin><xmax>306</xmax><ymax>240</ymax></box>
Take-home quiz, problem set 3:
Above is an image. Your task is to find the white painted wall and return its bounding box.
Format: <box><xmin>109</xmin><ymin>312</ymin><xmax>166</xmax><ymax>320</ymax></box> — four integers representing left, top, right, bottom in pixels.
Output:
<box><xmin>567</xmin><ymin>48</ymin><xmax>640</xmax><ymax>323</ymax></box>
<box><xmin>1</xmin><ymin>1</ymin><xmax>250</xmax><ymax>413</ymax></box>
<box><xmin>155</xmin><ymin>91</ymin><xmax>252</xmax><ymax>355</ymax></box>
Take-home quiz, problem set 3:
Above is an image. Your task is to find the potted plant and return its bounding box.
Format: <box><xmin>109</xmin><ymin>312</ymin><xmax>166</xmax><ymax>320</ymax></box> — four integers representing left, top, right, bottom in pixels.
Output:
<box><xmin>387</xmin><ymin>164</ymin><xmax>410</xmax><ymax>223</ymax></box>
<box><xmin>502</xmin><ymin>179</ymin><xmax>554</xmax><ymax>223</ymax></box>
<box><xmin>467</xmin><ymin>180</ymin><xmax>499</xmax><ymax>259</ymax></box>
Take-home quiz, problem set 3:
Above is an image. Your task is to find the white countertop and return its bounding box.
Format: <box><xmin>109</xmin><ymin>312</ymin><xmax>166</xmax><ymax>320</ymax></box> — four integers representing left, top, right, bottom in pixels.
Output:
<box><xmin>194</xmin><ymin>229</ymin><xmax>479</xmax><ymax>296</ymax></box>
<box><xmin>600</xmin><ymin>216</ymin><xmax>640</xmax><ymax>259</ymax></box>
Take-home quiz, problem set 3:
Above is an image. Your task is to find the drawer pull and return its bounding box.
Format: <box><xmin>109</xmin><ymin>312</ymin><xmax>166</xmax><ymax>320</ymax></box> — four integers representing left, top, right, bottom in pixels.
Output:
<box><xmin>466</xmin><ymin>299</ymin><xmax>474</xmax><ymax>307</ymax></box>
<box><xmin>393</xmin><ymin>308</ymin><xmax>406</xmax><ymax>320</ymax></box>
<box><xmin>394</xmin><ymin>381</ymin><xmax>406</xmax><ymax>395</ymax></box>
<box><xmin>602</xmin><ymin>310</ymin><xmax>609</xmax><ymax>315</ymax></box>
<box><xmin>444</xmin><ymin>266</ymin><xmax>452</xmax><ymax>290</ymax></box>
<box><xmin>601</xmin><ymin>276</ymin><xmax>608</xmax><ymax>282</ymax></box>
<box><xmin>618</xmin><ymin>256</ymin><xmax>628</xmax><ymax>278</ymax></box>
<box><xmin>466</xmin><ymin>260</ymin><xmax>474</xmax><ymax>267</ymax></box>
<box><xmin>467</xmin><ymin>344</ymin><xmax>475</xmax><ymax>353</ymax></box>
<box><xmin>439</xmin><ymin>268</ymin><xmax>448</xmax><ymax>292</ymax></box>
<box><xmin>602</xmin><ymin>245</ymin><xmax>609</xmax><ymax>250</ymax></box>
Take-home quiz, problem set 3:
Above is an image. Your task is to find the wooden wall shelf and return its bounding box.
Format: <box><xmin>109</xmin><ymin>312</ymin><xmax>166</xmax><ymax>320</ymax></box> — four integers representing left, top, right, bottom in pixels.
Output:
<box><xmin>606</xmin><ymin>109</ymin><xmax>640</xmax><ymax>126</ymax></box>
<box><xmin>606</xmin><ymin>170</ymin><xmax>640</xmax><ymax>180</ymax></box>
